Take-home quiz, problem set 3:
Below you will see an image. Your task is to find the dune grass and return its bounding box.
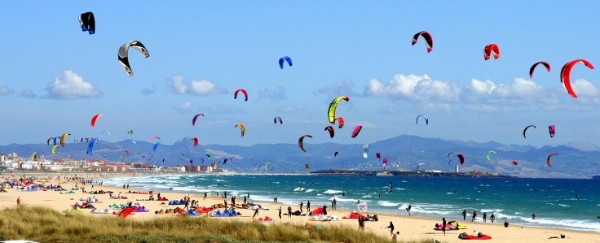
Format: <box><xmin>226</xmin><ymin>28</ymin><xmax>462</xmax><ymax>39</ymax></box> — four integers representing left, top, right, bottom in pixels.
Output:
<box><xmin>0</xmin><ymin>206</ymin><xmax>406</xmax><ymax>243</ymax></box>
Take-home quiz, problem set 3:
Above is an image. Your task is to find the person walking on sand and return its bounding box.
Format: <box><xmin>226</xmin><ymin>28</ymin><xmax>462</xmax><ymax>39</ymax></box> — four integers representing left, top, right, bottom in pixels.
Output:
<box><xmin>472</xmin><ymin>210</ymin><xmax>477</xmax><ymax>222</ymax></box>
<box><xmin>278</xmin><ymin>206</ymin><xmax>282</xmax><ymax>219</ymax></box>
<box><xmin>490</xmin><ymin>213</ymin><xmax>496</xmax><ymax>223</ymax></box>
<box><xmin>483</xmin><ymin>212</ymin><xmax>487</xmax><ymax>223</ymax></box>
<box><xmin>299</xmin><ymin>201</ymin><xmax>303</xmax><ymax>212</ymax></box>
<box><xmin>332</xmin><ymin>198</ymin><xmax>337</xmax><ymax>210</ymax></box>
<box><xmin>252</xmin><ymin>207</ymin><xmax>259</xmax><ymax>219</ymax></box>
<box><xmin>287</xmin><ymin>206</ymin><xmax>292</xmax><ymax>218</ymax></box>
<box><xmin>392</xmin><ymin>231</ymin><xmax>399</xmax><ymax>242</ymax></box>
<box><xmin>387</xmin><ymin>221</ymin><xmax>395</xmax><ymax>235</ymax></box>
<box><xmin>462</xmin><ymin>209</ymin><xmax>467</xmax><ymax>221</ymax></box>
<box><xmin>442</xmin><ymin>217</ymin><xmax>447</xmax><ymax>236</ymax></box>
<box><xmin>16</xmin><ymin>197</ymin><xmax>21</xmax><ymax>206</ymax></box>
<box><xmin>307</xmin><ymin>200</ymin><xmax>311</xmax><ymax>212</ymax></box>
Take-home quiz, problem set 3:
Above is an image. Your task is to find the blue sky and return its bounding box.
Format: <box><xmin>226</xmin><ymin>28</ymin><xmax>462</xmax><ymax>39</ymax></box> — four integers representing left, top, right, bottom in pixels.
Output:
<box><xmin>0</xmin><ymin>1</ymin><xmax>599</xmax><ymax>148</ymax></box>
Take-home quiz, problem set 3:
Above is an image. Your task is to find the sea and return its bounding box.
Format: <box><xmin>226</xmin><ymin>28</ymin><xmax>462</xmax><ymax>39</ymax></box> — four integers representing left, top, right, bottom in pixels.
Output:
<box><xmin>102</xmin><ymin>174</ymin><xmax>600</xmax><ymax>232</ymax></box>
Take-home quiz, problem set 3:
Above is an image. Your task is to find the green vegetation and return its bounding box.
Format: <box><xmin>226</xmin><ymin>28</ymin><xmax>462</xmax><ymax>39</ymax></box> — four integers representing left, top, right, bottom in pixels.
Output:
<box><xmin>0</xmin><ymin>206</ymin><xmax>399</xmax><ymax>243</ymax></box>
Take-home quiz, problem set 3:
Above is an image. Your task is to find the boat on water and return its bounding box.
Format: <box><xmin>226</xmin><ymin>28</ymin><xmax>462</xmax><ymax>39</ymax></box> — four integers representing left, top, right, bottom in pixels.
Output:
<box><xmin>376</xmin><ymin>171</ymin><xmax>392</xmax><ymax>176</ymax></box>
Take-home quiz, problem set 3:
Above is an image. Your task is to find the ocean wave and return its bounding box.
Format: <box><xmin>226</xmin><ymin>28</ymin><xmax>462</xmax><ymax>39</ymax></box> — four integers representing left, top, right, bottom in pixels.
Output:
<box><xmin>323</xmin><ymin>189</ymin><xmax>343</xmax><ymax>194</ymax></box>
<box><xmin>293</xmin><ymin>187</ymin><xmax>305</xmax><ymax>192</ymax></box>
<box><xmin>305</xmin><ymin>189</ymin><xmax>316</xmax><ymax>193</ymax></box>
<box><xmin>378</xmin><ymin>201</ymin><xmax>400</xmax><ymax>207</ymax></box>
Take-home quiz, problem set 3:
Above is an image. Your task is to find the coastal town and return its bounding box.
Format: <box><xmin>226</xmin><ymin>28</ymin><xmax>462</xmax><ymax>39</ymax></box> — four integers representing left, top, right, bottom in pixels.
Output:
<box><xmin>0</xmin><ymin>153</ymin><xmax>225</xmax><ymax>174</ymax></box>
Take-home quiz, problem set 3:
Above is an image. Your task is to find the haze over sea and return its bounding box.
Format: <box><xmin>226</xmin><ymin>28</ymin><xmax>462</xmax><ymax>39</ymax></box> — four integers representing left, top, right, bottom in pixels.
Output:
<box><xmin>103</xmin><ymin>174</ymin><xmax>600</xmax><ymax>232</ymax></box>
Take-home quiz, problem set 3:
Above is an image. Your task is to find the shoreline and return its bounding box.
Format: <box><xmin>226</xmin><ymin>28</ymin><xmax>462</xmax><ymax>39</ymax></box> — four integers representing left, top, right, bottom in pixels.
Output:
<box><xmin>1</xmin><ymin>172</ymin><xmax>599</xmax><ymax>242</ymax></box>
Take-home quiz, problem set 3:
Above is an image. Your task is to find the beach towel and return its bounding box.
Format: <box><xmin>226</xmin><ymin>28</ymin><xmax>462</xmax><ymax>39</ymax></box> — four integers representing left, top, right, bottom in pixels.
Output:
<box><xmin>458</xmin><ymin>232</ymin><xmax>492</xmax><ymax>240</ymax></box>
<box><xmin>119</xmin><ymin>207</ymin><xmax>135</xmax><ymax>218</ymax></box>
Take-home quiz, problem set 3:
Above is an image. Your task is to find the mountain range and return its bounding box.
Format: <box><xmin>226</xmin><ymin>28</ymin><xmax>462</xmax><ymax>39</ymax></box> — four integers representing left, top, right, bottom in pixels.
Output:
<box><xmin>2</xmin><ymin>135</ymin><xmax>599</xmax><ymax>179</ymax></box>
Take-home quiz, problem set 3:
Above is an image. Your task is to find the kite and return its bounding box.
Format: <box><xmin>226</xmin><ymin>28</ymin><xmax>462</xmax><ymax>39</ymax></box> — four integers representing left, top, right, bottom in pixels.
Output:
<box><xmin>90</xmin><ymin>113</ymin><xmax>102</xmax><ymax>127</ymax></box>
<box><xmin>324</xmin><ymin>126</ymin><xmax>335</xmax><ymax>138</ymax></box>
<box><xmin>523</xmin><ymin>125</ymin><xmax>536</xmax><ymax>139</ymax></box>
<box><xmin>411</xmin><ymin>31</ymin><xmax>433</xmax><ymax>53</ymax></box>
<box><xmin>60</xmin><ymin>132</ymin><xmax>71</xmax><ymax>147</ymax></box>
<box><xmin>336</xmin><ymin>117</ymin><xmax>345</xmax><ymax>129</ymax></box>
<box><xmin>235</xmin><ymin>123</ymin><xmax>246</xmax><ymax>137</ymax></box>
<box><xmin>192</xmin><ymin>137</ymin><xmax>199</xmax><ymax>147</ymax></box>
<box><xmin>274</xmin><ymin>116</ymin><xmax>283</xmax><ymax>124</ymax></box>
<box><xmin>86</xmin><ymin>138</ymin><xmax>98</xmax><ymax>156</ymax></box>
<box><xmin>548</xmin><ymin>125</ymin><xmax>556</xmax><ymax>138</ymax></box>
<box><xmin>234</xmin><ymin>89</ymin><xmax>248</xmax><ymax>101</ymax></box>
<box><xmin>79</xmin><ymin>12</ymin><xmax>95</xmax><ymax>34</ymax></box>
<box><xmin>546</xmin><ymin>153</ymin><xmax>558</xmax><ymax>167</ymax></box>
<box><xmin>298</xmin><ymin>135</ymin><xmax>313</xmax><ymax>152</ymax></box>
<box><xmin>351</xmin><ymin>125</ymin><xmax>363</xmax><ymax>138</ymax></box>
<box><xmin>416</xmin><ymin>114</ymin><xmax>429</xmax><ymax>125</ymax></box>
<box><xmin>118</xmin><ymin>40</ymin><xmax>150</xmax><ymax>76</ymax></box>
<box><xmin>456</xmin><ymin>153</ymin><xmax>465</xmax><ymax>165</ymax></box>
<box><xmin>279</xmin><ymin>56</ymin><xmax>292</xmax><ymax>69</ymax></box>
<box><xmin>152</xmin><ymin>142</ymin><xmax>160</xmax><ymax>152</ymax></box>
<box><xmin>529</xmin><ymin>61</ymin><xmax>551</xmax><ymax>78</ymax></box>
<box><xmin>486</xmin><ymin>150</ymin><xmax>496</xmax><ymax>161</ymax></box>
<box><xmin>192</xmin><ymin>113</ymin><xmax>204</xmax><ymax>126</ymax></box>
<box><xmin>483</xmin><ymin>44</ymin><xmax>500</xmax><ymax>60</ymax></box>
<box><xmin>328</xmin><ymin>96</ymin><xmax>349</xmax><ymax>123</ymax></box>
<box><xmin>560</xmin><ymin>59</ymin><xmax>594</xmax><ymax>98</ymax></box>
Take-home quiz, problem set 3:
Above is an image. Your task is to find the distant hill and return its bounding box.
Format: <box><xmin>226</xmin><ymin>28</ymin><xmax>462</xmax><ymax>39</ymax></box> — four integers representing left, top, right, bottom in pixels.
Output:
<box><xmin>2</xmin><ymin>135</ymin><xmax>599</xmax><ymax>179</ymax></box>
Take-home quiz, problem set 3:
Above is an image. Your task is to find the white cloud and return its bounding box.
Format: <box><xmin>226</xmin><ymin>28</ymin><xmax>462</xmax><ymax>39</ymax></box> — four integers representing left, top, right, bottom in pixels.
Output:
<box><xmin>570</xmin><ymin>79</ymin><xmax>598</xmax><ymax>97</ymax></box>
<box><xmin>365</xmin><ymin>74</ymin><xmax>460</xmax><ymax>104</ymax></box>
<box><xmin>45</xmin><ymin>70</ymin><xmax>102</xmax><ymax>99</ymax></box>
<box><xmin>0</xmin><ymin>85</ymin><xmax>13</xmax><ymax>95</ymax></box>
<box><xmin>468</xmin><ymin>78</ymin><xmax>542</xmax><ymax>99</ymax></box>
<box><xmin>176</xmin><ymin>101</ymin><xmax>192</xmax><ymax>112</ymax></box>
<box><xmin>169</xmin><ymin>75</ymin><xmax>226</xmax><ymax>96</ymax></box>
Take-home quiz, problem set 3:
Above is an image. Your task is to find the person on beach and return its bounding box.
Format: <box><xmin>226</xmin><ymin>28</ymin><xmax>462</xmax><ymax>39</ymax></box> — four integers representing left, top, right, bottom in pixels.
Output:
<box><xmin>307</xmin><ymin>200</ymin><xmax>311</xmax><ymax>212</ymax></box>
<box><xmin>274</xmin><ymin>197</ymin><xmax>277</xmax><ymax>203</ymax></box>
<box><xmin>532</xmin><ymin>213</ymin><xmax>536</xmax><ymax>220</ymax></box>
<box><xmin>252</xmin><ymin>207</ymin><xmax>259</xmax><ymax>219</ymax></box>
<box><xmin>243</xmin><ymin>196</ymin><xmax>246</xmax><ymax>204</ymax></box>
<box><xmin>490</xmin><ymin>213</ymin><xmax>496</xmax><ymax>223</ymax></box>
<box><xmin>332</xmin><ymin>198</ymin><xmax>337</xmax><ymax>210</ymax></box>
<box><xmin>299</xmin><ymin>201</ymin><xmax>303</xmax><ymax>212</ymax></box>
<box><xmin>323</xmin><ymin>205</ymin><xmax>328</xmax><ymax>215</ymax></box>
<box><xmin>462</xmin><ymin>209</ymin><xmax>467</xmax><ymax>220</ymax></box>
<box><xmin>504</xmin><ymin>220</ymin><xmax>509</xmax><ymax>228</ymax></box>
<box><xmin>358</xmin><ymin>217</ymin><xmax>365</xmax><ymax>230</ymax></box>
<box><xmin>157</xmin><ymin>192</ymin><xmax>161</xmax><ymax>199</ymax></box>
<box><xmin>483</xmin><ymin>212</ymin><xmax>487</xmax><ymax>223</ymax></box>
<box><xmin>204</xmin><ymin>192</ymin><xmax>207</xmax><ymax>200</ymax></box>
<box><xmin>392</xmin><ymin>231</ymin><xmax>399</xmax><ymax>242</ymax></box>
<box><xmin>16</xmin><ymin>197</ymin><xmax>21</xmax><ymax>206</ymax></box>
<box><xmin>406</xmin><ymin>204</ymin><xmax>412</xmax><ymax>216</ymax></box>
<box><xmin>278</xmin><ymin>206</ymin><xmax>282</xmax><ymax>219</ymax></box>
<box><xmin>472</xmin><ymin>210</ymin><xmax>477</xmax><ymax>222</ymax></box>
<box><xmin>183</xmin><ymin>200</ymin><xmax>189</xmax><ymax>210</ymax></box>
<box><xmin>287</xmin><ymin>206</ymin><xmax>292</xmax><ymax>218</ymax></box>
<box><xmin>442</xmin><ymin>217</ymin><xmax>447</xmax><ymax>236</ymax></box>
<box><xmin>387</xmin><ymin>221</ymin><xmax>395</xmax><ymax>234</ymax></box>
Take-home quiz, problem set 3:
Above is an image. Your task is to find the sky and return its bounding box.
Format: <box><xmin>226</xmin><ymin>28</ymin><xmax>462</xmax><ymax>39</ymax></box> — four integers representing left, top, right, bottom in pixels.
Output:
<box><xmin>0</xmin><ymin>1</ymin><xmax>599</xmax><ymax>149</ymax></box>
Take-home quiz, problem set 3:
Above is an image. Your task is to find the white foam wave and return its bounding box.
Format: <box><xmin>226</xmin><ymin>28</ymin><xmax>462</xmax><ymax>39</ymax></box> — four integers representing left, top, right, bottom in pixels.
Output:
<box><xmin>378</xmin><ymin>201</ymin><xmax>400</xmax><ymax>207</ymax></box>
<box><xmin>305</xmin><ymin>189</ymin><xmax>316</xmax><ymax>193</ymax></box>
<box><xmin>323</xmin><ymin>189</ymin><xmax>343</xmax><ymax>194</ymax></box>
<box><xmin>293</xmin><ymin>187</ymin><xmax>305</xmax><ymax>192</ymax></box>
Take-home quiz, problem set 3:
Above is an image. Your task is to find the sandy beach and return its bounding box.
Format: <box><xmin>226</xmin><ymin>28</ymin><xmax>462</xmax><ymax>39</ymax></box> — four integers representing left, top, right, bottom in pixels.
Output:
<box><xmin>1</xmin><ymin>172</ymin><xmax>598</xmax><ymax>243</ymax></box>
